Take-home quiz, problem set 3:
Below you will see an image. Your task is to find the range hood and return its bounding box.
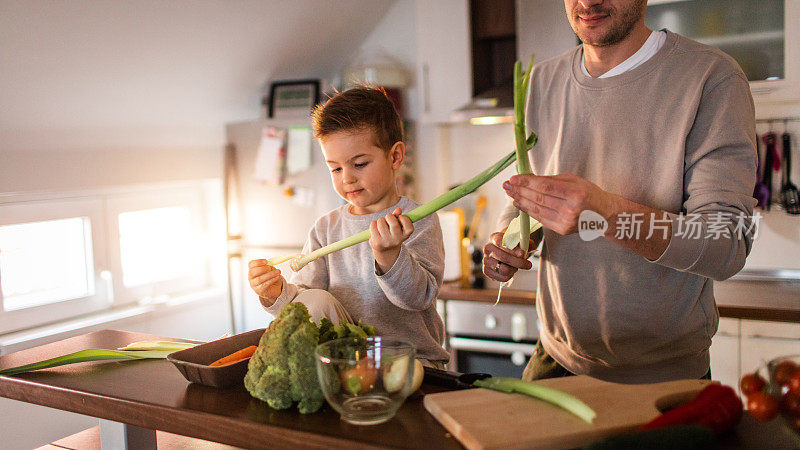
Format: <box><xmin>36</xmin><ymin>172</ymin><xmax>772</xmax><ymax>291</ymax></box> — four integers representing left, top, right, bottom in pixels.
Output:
<box><xmin>450</xmin><ymin>0</ymin><xmax>517</xmax><ymax>126</ymax></box>
<box><xmin>450</xmin><ymin>80</ymin><xmax>515</xmax><ymax>125</ymax></box>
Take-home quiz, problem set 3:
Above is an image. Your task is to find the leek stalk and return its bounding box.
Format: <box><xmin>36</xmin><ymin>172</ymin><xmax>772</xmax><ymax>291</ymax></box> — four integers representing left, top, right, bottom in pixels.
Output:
<box><xmin>513</xmin><ymin>55</ymin><xmax>536</xmax><ymax>253</ymax></box>
<box><xmin>495</xmin><ymin>55</ymin><xmax>538</xmax><ymax>306</ymax></box>
<box><xmin>284</xmin><ymin>150</ymin><xmax>521</xmax><ymax>271</ymax></box>
<box><xmin>0</xmin><ymin>340</ymin><xmax>199</xmax><ymax>376</ymax></box>
<box><xmin>0</xmin><ymin>349</ymin><xmax>174</xmax><ymax>376</ymax></box>
<box><xmin>474</xmin><ymin>377</ymin><xmax>596</xmax><ymax>424</ymax></box>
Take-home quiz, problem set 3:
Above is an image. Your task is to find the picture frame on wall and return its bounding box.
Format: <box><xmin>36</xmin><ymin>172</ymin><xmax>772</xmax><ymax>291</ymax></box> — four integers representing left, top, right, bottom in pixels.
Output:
<box><xmin>265</xmin><ymin>79</ymin><xmax>321</xmax><ymax>119</ymax></box>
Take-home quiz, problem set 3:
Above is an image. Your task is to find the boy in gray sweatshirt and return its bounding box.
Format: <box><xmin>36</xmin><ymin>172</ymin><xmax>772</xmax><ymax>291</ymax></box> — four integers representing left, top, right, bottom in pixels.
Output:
<box><xmin>248</xmin><ymin>87</ymin><xmax>449</xmax><ymax>365</ymax></box>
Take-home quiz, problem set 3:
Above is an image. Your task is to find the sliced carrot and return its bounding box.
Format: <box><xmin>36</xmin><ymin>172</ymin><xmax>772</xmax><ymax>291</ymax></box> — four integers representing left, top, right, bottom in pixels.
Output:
<box><xmin>209</xmin><ymin>345</ymin><xmax>257</xmax><ymax>367</ymax></box>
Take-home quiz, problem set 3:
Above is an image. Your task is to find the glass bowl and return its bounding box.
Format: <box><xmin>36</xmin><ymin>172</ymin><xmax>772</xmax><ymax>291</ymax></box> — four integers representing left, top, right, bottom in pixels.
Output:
<box><xmin>766</xmin><ymin>355</ymin><xmax>800</xmax><ymax>438</ymax></box>
<box><xmin>315</xmin><ymin>336</ymin><xmax>415</xmax><ymax>425</ymax></box>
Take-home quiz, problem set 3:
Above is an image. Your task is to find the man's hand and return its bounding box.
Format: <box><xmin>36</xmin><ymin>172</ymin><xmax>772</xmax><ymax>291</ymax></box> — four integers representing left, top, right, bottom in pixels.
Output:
<box><xmin>483</xmin><ymin>231</ymin><xmax>535</xmax><ymax>282</ymax></box>
<box><xmin>369</xmin><ymin>207</ymin><xmax>414</xmax><ymax>274</ymax></box>
<box><xmin>248</xmin><ymin>259</ymin><xmax>283</xmax><ymax>307</ymax></box>
<box><xmin>502</xmin><ymin>173</ymin><xmax>615</xmax><ymax>235</ymax></box>
<box><xmin>502</xmin><ymin>173</ymin><xmax>670</xmax><ymax>261</ymax></box>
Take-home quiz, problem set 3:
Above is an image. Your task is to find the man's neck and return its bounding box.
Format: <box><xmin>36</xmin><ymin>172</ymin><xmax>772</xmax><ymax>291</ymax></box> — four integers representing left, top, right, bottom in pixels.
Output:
<box><xmin>583</xmin><ymin>24</ymin><xmax>653</xmax><ymax>78</ymax></box>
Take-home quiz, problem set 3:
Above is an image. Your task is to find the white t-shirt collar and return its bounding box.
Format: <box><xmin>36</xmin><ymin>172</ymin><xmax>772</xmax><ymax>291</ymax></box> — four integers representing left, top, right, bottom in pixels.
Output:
<box><xmin>581</xmin><ymin>30</ymin><xmax>667</xmax><ymax>78</ymax></box>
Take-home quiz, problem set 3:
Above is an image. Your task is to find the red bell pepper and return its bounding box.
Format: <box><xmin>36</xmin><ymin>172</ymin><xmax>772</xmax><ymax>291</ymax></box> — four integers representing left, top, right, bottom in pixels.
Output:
<box><xmin>641</xmin><ymin>384</ymin><xmax>743</xmax><ymax>435</ymax></box>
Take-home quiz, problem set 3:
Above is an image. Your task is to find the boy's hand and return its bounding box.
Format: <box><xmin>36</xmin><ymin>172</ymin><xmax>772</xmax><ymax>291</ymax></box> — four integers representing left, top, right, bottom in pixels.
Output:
<box><xmin>248</xmin><ymin>259</ymin><xmax>284</xmax><ymax>307</ymax></box>
<box><xmin>369</xmin><ymin>208</ymin><xmax>414</xmax><ymax>274</ymax></box>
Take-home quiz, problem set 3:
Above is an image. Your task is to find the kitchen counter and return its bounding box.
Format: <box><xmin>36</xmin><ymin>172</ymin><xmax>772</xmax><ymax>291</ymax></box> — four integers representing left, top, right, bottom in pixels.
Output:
<box><xmin>0</xmin><ymin>330</ymin><xmax>461</xmax><ymax>450</ymax></box>
<box><xmin>1</xmin><ymin>329</ymin><xmax>797</xmax><ymax>449</ymax></box>
<box><xmin>439</xmin><ymin>279</ymin><xmax>800</xmax><ymax>323</ymax></box>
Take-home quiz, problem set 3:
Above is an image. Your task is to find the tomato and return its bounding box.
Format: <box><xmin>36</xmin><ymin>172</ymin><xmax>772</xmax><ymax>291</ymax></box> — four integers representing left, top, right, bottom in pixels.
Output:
<box><xmin>788</xmin><ymin>369</ymin><xmax>800</xmax><ymax>395</ymax></box>
<box><xmin>781</xmin><ymin>392</ymin><xmax>800</xmax><ymax>418</ymax></box>
<box><xmin>747</xmin><ymin>391</ymin><xmax>779</xmax><ymax>422</ymax></box>
<box><xmin>773</xmin><ymin>360</ymin><xmax>798</xmax><ymax>387</ymax></box>
<box><xmin>340</xmin><ymin>358</ymin><xmax>378</xmax><ymax>395</ymax></box>
<box><xmin>740</xmin><ymin>372</ymin><xmax>766</xmax><ymax>396</ymax></box>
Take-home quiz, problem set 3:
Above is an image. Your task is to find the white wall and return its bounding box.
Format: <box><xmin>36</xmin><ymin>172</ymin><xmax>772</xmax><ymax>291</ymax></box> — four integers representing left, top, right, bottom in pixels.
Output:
<box><xmin>350</xmin><ymin>0</ymin><xmax>420</xmax><ymax>120</ymax></box>
<box><xmin>0</xmin><ymin>0</ymin><xmax>395</xmax><ymax>156</ymax></box>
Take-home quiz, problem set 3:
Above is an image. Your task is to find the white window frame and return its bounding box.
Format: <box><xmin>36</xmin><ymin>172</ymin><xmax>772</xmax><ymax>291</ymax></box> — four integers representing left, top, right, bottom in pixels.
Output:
<box><xmin>0</xmin><ymin>197</ymin><xmax>111</xmax><ymax>333</ymax></box>
<box><xmin>104</xmin><ymin>186</ymin><xmax>209</xmax><ymax>305</ymax></box>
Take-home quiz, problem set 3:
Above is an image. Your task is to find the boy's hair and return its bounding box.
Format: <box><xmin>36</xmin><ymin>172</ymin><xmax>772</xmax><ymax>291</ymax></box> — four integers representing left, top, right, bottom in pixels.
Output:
<box><xmin>311</xmin><ymin>86</ymin><xmax>403</xmax><ymax>151</ymax></box>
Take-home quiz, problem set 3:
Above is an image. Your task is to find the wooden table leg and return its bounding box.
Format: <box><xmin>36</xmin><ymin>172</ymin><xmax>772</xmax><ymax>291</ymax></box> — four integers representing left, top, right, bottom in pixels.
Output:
<box><xmin>99</xmin><ymin>419</ymin><xmax>156</xmax><ymax>450</ymax></box>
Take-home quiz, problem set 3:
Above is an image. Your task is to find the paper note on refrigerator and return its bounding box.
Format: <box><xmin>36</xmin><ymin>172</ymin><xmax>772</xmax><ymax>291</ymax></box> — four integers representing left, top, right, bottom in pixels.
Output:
<box><xmin>253</xmin><ymin>127</ymin><xmax>286</xmax><ymax>185</ymax></box>
<box><xmin>287</xmin><ymin>126</ymin><xmax>313</xmax><ymax>175</ymax></box>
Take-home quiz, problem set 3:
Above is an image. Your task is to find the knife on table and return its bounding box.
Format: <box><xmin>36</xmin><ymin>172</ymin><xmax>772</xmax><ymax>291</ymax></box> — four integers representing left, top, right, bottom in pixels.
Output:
<box><xmin>423</xmin><ymin>366</ymin><xmax>492</xmax><ymax>389</ymax></box>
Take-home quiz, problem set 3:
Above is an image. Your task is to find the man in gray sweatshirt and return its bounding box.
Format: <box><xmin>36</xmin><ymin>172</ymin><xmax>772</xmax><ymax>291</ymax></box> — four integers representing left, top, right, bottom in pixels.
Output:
<box><xmin>483</xmin><ymin>0</ymin><xmax>757</xmax><ymax>383</ymax></box>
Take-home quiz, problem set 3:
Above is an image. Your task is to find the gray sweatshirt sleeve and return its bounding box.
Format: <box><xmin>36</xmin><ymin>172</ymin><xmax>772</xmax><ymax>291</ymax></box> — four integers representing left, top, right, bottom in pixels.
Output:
<box><xmin>652</xmin><ymin>73</ymin><xmax>758</xmax><ymax>281</ymax></box>
<box><xmin>263</xmin><ymin>223</ymin><xmax>330</xmax><ymax>316</ymax></box>
<box><xmin>376</xmin><ymin>213</ymin><xmax>444</xmax><ymax>311</ymax></box>
<box><xmin>496</xmin><ymin>198</ymin><xmax>518</xmax><ymax>232</ymax></box>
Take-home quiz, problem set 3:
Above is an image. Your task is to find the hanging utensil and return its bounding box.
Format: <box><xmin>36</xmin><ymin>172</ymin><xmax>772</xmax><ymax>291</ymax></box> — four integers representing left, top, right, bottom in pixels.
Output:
<box><xmin>754</xmin><ymin>136</ymin><xmax>770</xmax><ymax>209</ymax></box>
<box><xmin>780</xmin><ymin>131</ymin><xmax>800</xmax><ymax>214</ymax></box>
<box><xmin>761</xmin><ymin>132</ymin><xmax>777</xmax><ymax>211</ymax></box>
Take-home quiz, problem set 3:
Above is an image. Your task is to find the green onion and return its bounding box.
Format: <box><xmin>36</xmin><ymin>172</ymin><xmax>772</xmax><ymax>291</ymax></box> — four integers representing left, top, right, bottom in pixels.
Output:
<box><xmin>286</xmin><ymin>150</ymin><xmax>520</xmax><ymax>271</ymax></box>
<box><xmin>473</xmin><ymin>377</ymin><xmax>596</xmax><ymax>424</ymax></box>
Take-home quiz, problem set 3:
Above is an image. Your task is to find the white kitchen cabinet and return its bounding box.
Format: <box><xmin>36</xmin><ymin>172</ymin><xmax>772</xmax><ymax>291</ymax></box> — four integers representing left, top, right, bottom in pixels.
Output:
<box><xmin>740</xmin><ymin>319</ymin><xmax>800</xmax><ymax>376</ymax></box>
<box><xmin>413</xmin><ymin>0</ymin><xmax>472</xmax><ymax>124</ymax></box>
<box><xmin>710</xmin><ymin>317</ymin><xmax>741</xmax><ymax>393</ymax></box>
<box><xmin>647</xmin><ymin>0</ymin><xmax>800</xmax><ymax>104</ymax></box>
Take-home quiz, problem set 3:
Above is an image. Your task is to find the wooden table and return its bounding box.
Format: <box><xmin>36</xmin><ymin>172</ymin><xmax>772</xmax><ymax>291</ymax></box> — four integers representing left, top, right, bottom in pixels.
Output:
<box><xmin>2</xmin><ymin>329</ymin><xmax>798</xmax><ymax>449</ymax></box>
<box><xmin>0</xmin><ymin>330</ymin><xmax>462</xmax><ymax>450</ymax></box>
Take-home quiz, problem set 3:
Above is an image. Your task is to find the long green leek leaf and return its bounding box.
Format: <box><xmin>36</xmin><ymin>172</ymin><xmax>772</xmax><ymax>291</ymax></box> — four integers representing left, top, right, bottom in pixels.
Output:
<box><xmin>495</xmin><ymin>55</ymin><xmax>537</xmax><ymax>307</ymax></box>
<box><xmin>513</xmin><ymin>55</ymin><xmax>536</xmax><ymax>254</ymax></box>
<box><xmin>474</xmin><ymin>377</ymin><xmax>596</xmax><ymax>424</ymax></box>
<box><xmin>286</xmin><ymin>150</ymin><xmax>519</xmax><ymax>271</ymax></box>
<box><xmin>0</xmin><ymin>349</ymin><xmax>173</xmax><ymax>376</ymax></box>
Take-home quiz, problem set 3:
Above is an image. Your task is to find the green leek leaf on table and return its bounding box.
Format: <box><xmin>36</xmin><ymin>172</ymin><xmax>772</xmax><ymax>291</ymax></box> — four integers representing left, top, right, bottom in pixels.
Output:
<box><xmin>474</xmin><ymin>377</ymin><xmax>596</xmax><ymax>424</ymax></box>
<box><xmin>0</xmin><ymin>340</ymin><xmax>199</xmax><ymax>376</ymax></box>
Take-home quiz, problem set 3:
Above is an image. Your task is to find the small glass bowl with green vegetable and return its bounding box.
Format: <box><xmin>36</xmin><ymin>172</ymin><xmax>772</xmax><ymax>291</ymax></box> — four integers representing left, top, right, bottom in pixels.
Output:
<box><xmin>315</xmin><ymin>336</ymin><xmax>415</xmax><ymax>425</ymax></box>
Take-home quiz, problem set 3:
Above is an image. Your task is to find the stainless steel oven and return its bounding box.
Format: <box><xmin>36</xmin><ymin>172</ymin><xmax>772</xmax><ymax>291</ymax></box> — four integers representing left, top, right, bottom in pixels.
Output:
<box><xmin>445</xmin><ymin>300</ymin><xmax>539</xmax><ymax>378</ymax></box>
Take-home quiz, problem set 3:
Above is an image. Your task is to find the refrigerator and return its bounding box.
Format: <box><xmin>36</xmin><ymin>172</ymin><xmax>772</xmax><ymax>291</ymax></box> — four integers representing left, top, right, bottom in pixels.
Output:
<box><xmin>224</xmin><ymin>118</ymin><xmax>343</xmax><ymax>333</ymax></box>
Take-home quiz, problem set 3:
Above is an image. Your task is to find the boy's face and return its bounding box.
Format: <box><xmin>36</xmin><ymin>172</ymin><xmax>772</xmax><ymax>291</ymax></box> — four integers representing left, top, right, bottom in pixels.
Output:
<box><xmin>321</xmin><ymin>129</ymin><xmax>404</xmax><ymax>215</ymax></box>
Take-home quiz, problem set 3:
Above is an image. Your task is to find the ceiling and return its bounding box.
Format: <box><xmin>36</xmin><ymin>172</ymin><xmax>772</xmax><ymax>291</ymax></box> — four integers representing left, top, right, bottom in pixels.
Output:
<box><xmin>0</xmin><ymin>0</ymin><xmax>396</xmax><ymax>151</ymax></box>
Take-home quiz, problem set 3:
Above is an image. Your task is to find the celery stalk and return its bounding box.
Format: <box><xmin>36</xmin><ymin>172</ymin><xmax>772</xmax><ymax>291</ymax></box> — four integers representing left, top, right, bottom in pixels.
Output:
<box><xmin>474</xmin><ymin>377</ymin><xmax>596</xmax><ymax>424</ymax></box>
<box><xmin>286</xmin><ymin>150</ymin><xmax>520</xmax><ymax>271</ymax></box>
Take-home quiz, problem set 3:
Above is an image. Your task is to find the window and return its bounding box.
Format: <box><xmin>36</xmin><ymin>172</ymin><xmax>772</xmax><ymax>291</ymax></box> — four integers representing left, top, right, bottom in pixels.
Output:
<box><xmin>0</xmin><ymin>182</ymin><xmax>220</xmax><ymax>334</ymax></box>
<box><xmin>0</xmin><ymin>198</ymin><xmax>109</xmax><ymax>333</ymax></box>
<box><xmin>0</xmin><ymin>217</ymin><xmax>94</xmax><ymax>310</ymax></box>
<box><xmin>104</xmin><ymin>186</ymin><xmax>209</xmax><ymax>304</ymax></box>
<box><xmin>118</xmin><ymin>206</ymin><xmax>195</xmax><ymax>287</ymax></box>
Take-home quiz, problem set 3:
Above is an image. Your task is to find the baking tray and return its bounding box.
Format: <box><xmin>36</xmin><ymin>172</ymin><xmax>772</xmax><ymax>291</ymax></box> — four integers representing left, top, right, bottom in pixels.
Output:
<box><xmin>167</xmin><ymin>328</ymin><xmax>265</xmax><ymax>388</ymax></box>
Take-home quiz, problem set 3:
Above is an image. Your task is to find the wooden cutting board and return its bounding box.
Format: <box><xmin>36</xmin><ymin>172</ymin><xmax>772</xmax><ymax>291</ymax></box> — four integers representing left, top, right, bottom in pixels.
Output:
<box><xmin>423</xmin><ymin>375</ymin><xmax>711</xmax><ymax>450</ymax></box>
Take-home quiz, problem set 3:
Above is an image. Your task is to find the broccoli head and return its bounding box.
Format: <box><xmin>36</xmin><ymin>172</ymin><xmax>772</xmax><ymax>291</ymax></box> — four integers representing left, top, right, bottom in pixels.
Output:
<box><xmin>244</xmin><ymin>302</ymin><xmax>324</xmax><ymax>413</ymax></box>
<box><xmin>244</xmin><ymin>302</ymin><xmax>378</xmax><ymax>414</ymax></box>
